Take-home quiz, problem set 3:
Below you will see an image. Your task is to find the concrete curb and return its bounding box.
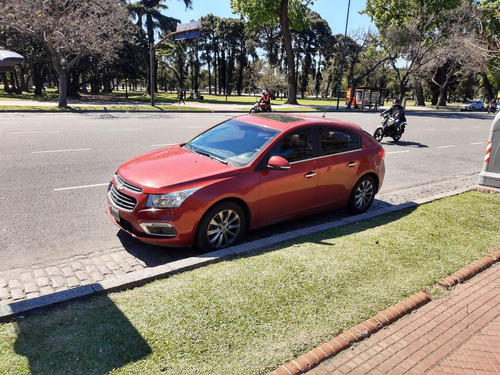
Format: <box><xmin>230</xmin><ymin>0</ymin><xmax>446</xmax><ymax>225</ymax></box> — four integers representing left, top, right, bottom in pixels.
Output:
<box><xmin>267</xmin><ymin>248</ymin><xmax>500</xmax><ymax>375</ymax></box>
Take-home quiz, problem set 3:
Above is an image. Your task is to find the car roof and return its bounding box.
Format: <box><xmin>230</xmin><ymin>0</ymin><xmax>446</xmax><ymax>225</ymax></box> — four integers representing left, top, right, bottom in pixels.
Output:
<box><xmin>236</xmin><ymin>113</ymin><xmax>363</xmax><ymax>132</ymax></box>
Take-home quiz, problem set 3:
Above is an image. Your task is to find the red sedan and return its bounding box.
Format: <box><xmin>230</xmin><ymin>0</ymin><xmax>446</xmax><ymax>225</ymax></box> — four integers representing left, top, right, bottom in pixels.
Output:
<box><xmin>107</xmin><ymin>113</ymin><xmax>385</xmax><ymax>251</ymax></box>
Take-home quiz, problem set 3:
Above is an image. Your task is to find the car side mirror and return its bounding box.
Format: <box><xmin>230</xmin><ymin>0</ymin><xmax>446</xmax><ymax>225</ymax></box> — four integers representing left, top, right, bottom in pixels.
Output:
<box><xmin>267</xmin><ymin>155</ymin><xmax>291</xmax><ymax>170</ymax></box>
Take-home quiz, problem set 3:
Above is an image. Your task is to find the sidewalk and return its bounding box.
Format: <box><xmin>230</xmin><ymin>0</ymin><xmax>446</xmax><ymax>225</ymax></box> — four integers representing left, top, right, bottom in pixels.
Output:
<box><xmin>305</xmin><ymin>263</ymin><xmax>500</xmax><ymax>375</ymax></box>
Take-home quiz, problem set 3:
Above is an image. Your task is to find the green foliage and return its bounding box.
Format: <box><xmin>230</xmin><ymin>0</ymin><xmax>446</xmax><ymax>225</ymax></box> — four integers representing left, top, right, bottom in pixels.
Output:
<box><xmin>364</xmin><ymin>0</ymin><xmax>462</xmax><ymax>29</ymax></box>
<box><xmin>231</xmin><ymin>0</ymin><xmax>313</xmax><ymax>31</ymax></box>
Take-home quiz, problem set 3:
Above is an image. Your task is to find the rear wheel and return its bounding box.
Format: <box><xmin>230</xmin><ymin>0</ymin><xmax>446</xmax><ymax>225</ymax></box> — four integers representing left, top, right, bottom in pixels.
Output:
<box><xmin>373</xmin><ymin>128</ymin><xmax>383</xmax><ymax>142</ymax></box>
<box><xmin>196</xmin><ymin>202</ymin><xmax>246</xmax><ymax>252</ymax></box>
<box><xmin>347</xmin><ymin>175</ymin><xmax>376</xmax><ymax>214</ymax></box>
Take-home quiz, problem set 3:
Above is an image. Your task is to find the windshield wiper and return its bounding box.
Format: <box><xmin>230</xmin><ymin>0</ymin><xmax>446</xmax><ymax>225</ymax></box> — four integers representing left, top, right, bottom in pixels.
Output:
<box><xmin>193</xmin><ymin>149</ymin><xmax>230</xmax><ymax>165</ymax></box>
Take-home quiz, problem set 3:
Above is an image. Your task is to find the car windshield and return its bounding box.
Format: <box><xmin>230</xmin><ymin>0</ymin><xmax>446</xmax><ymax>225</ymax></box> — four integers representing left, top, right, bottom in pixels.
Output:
<box><xmin>183</xmin><ymin>119</ymin><xmax>280</xmax><ymax>167</ymax></box>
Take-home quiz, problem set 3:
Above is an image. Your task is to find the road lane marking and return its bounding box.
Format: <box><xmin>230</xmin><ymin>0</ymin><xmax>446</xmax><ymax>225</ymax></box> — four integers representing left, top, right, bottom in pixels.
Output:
<box><xmin>32</xmin><ymin>148</ymin><xmax>91</xmax><ymax>154</ymax></box>
<box><xmin>54</xmin><ymin>183</ymin><xmax>109</xmax><ymax>192</ymax></box>
<box><xmin>11</xmin><ymin>131</ymin><xmax>60</xmax><ymax>135</ymax></box>
<box><xmin>437</xmin><ymin>145</ymin><xmax>455</xmax><ymax>149</ymax></box>
<box><xmin>470</xmin><ymin>142</ymin><xmax>484</xmax><ymax>145</ymax></box>
<box><xmin>386</xmin><ymin>150</ymin><xmax>410</xmax><ymax>155</ymax></box>
<box><xmin>423</xmin><ymin>128</ymin><xmax>435</xmax><ymax>131</ymax></box>
<box><xmin>107</xmin><ymin>128</ymin><xmax>142</xmax><ymax>131</ymax></box>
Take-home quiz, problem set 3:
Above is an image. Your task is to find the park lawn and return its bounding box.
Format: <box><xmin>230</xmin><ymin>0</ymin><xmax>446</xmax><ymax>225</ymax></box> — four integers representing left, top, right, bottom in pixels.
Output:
<box><xmin>1</xmin><ymin>191</ymin><xmax>499</xmax><ymax>374</ymax></box>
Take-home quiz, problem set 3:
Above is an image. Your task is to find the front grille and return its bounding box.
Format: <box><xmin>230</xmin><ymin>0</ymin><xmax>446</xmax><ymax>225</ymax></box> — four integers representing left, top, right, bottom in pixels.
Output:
<box><xmin>109</xmin><ymin>185</ymin><xmax>138</xmax><ymax>210</ymax></box>
<box><xmin>115</xmin><ymin>174</ymin><xmax>142</xmax><ymax>193</ymax></box>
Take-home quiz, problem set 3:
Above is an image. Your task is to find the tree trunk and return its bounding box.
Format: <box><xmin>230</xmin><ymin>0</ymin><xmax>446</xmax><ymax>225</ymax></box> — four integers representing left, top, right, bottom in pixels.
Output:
<box><xmin>279</xmin><ymin>0</ymin><xmax>298</xmax><ymax>105</ymax></box>
<box><xmin>58</xmin><ymin>71</ymin><xmax>68</xmax><ymax>108</ymax></box>
<box><xmin>414</xmin><ymin>79</ymin><xmax>425</xmax><ymax>106</ymax></box>
<box><xmin>480</xmin><ymin>72</ymin><xmax>493</xmax><ymax>102</ymax></box>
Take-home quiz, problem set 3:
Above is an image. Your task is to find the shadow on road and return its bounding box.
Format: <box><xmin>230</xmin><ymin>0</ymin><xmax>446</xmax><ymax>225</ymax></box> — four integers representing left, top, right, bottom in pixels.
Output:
<box><xmin>116</xmin><ymin>230</ymin><xmax>201</xmax><ymax>267</ymax></box>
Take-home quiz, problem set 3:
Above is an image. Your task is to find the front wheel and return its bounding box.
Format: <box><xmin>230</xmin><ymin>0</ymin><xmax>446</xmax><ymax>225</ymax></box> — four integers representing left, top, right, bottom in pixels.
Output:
<box><xmin>373</xmin><ymin>128</ymin><xmax>384</xmax><ymax>142</ymax></box>
<box><xmin>347</xmin><ymin>175</ymin><xmax>376</xmax><ymax>214</ymax></box>
<box><xmin>196</xmin><ymin>201</ymin><xmax>246</xmax><ymax>252</ymax></box>
<box><xmin>249</xmin><ymin>108</ymin><xmax>256</xmax><ymax>114</ymax></box>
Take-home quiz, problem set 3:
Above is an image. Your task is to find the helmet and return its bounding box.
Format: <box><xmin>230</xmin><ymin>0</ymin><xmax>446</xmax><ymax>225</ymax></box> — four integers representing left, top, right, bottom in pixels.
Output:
<box><xmin>262</xmin><ymin>90</ymin><xmax>267</xmax><ymax>95</ymax></box>
<box><xmin>392</xmin><ymin>99</ymin><xmax>401</xmax><ymax>106</ymax></box>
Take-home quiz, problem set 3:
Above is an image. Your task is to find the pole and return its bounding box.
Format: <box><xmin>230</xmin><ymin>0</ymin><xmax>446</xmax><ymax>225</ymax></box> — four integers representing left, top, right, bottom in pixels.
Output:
<box><xmin>150</xmin><ymin>42</ymin><xmax>155</xmax><ymax>106</ymax></box>
<box><xmin>336</xmin><ymin>0</ymin><xmax>351</xmax><ymax>110</ymax></box>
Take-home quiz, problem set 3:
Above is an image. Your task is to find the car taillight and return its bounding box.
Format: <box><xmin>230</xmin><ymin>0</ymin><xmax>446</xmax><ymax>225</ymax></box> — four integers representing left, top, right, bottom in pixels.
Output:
<box><xmin>378</xmin><ymin>148</ymin><xmax>385</xmax><ymax>159</ymax></box>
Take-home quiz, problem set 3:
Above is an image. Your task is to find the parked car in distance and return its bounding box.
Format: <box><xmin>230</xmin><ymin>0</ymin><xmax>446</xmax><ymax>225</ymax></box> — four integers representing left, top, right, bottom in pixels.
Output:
<box><xmin>460</xmin><ymin>100</ymin><xmax>484</xmax><ymax>111</ymax></box>
<box><xmin>107</xmin><ymin>113</ymin><xmax>386</xmax><ymax>251</ymax></box>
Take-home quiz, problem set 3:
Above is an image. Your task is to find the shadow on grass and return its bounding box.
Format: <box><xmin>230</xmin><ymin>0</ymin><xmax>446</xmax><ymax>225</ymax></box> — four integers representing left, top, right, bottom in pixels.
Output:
<box><xmin>14</xmin><ymin>294</ymin><xmax>151</xmax><ymax>375</ymax></box>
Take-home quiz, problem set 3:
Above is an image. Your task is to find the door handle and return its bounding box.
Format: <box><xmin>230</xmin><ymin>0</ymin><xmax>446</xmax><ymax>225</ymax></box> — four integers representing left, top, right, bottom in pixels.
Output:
<box><xmin>347</xmin><ymin>161</ymin><xmax>358</xmax><ymax>167</ymax></box>
<box><xmin>305</xmin><ymin>172</ymin><xmax>317</xmax><ymax>178</ymax></box>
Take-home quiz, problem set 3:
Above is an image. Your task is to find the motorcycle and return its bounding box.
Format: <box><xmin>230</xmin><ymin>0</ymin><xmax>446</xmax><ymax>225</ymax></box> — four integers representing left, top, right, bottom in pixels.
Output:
<box><xmin>487</xmin><ymin>103</ymin><xmax>498</xmax><ymax>114</ymax></box>
<box><xmin>373</xmin><ymin>112</ymin><xmax>406</xmax><ymax>142</ymax></box>
<box><xmin>249</xmin><ymin>101</ymin><xmax>272</xmax><ymax>113</ymax></box>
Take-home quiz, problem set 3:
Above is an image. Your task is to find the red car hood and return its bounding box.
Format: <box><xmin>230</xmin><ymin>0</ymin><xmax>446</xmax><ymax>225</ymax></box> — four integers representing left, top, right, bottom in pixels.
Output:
<box><xmin>117</xmin><ymin>145</ymin><xmax>237</xmax><ymax>192</ymax></box>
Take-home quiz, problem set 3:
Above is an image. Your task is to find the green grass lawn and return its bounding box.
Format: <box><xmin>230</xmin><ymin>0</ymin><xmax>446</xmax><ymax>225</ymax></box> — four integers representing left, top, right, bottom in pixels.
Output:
<box><xmin>1</xmin><ymin>191</ymin><xmax>498</xmax><ymax>374</ymax></box>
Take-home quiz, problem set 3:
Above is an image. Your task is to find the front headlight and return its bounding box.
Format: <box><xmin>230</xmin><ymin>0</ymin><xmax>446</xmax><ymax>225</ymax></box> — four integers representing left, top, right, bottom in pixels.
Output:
<box><xmin>146</xmin><ymin>187</ymin><xmax>201</xmax><ymax>208</ymax></box>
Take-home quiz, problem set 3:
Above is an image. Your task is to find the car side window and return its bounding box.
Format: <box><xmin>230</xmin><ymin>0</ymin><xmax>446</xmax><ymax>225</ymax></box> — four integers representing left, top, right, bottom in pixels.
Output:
<box><xmin>319</xmin><ymin>127</ymin><xmax>362</xmax><ymax>156</ymax></box>
<box><xmin>268</xmin><ymin>128</ymin><xmax>314</xmax><ymax>163</ymax></box>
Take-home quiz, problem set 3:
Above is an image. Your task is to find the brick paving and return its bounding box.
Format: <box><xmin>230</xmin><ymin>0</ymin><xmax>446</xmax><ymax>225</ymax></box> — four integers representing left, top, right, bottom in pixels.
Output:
<box><xmin>306</xmin><ymin>264</ymin><xmax>500</xmax><ymax>375</ymax></box>
<box><xmin>0</xmin><ymin>249</ymin><xmax>146</xmax><ymax>306</ymax></box>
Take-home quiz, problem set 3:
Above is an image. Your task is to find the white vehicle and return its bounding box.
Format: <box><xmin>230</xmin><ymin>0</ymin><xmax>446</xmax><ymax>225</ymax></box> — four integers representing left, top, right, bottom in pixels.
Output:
<box><xmin>459</xmin><ymin>100</ymin><xmax>484</xmax><ymax>111</ymax></box>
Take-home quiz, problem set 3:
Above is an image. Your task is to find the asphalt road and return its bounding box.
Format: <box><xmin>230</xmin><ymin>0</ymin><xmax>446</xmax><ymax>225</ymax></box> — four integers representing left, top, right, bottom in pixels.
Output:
<box><xmin>0</xmin><ymin>111</ymin><xmax>493</xmax><ymax>271</ymax></box>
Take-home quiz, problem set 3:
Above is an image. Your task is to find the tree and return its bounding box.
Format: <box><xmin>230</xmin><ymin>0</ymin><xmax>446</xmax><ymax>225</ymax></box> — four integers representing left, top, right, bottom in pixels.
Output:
<box><xmin>231</xmin><ymin>0</ymin><xmax>313</xmax><ymax>104</ymax></box>
<box><xmin>364</xmin><ymin>0</ymin><xmax>465</xmax><ymax>105</ymax></box>
<box><xmin>127</xmin><ymin>1</ymin><xmax>191</xmax><ymax>94</ymax></box>
<box><xmin>1</xmin><ymin>0</ymin><xmax>132</xmax><ymax>107</ymax></box>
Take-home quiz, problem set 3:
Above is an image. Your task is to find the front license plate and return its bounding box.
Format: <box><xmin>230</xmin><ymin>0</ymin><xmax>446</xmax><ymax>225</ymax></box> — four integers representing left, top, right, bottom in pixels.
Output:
<box><xmin>109</xmin><ymin>206</ymin><xmax>120</xmax><ymax>223</ymax></box>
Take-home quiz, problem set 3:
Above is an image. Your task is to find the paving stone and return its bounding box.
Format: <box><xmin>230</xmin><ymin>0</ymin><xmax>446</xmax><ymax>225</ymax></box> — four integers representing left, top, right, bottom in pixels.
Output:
<box><xmin>75</xmin><ymin>270</ymin><xmax>89</xmax><ymax>281</ymax></box>
<box><xmin>36</xmin><ymin>276</ymin><xmax>50</xmax><ymax>287</ymax></box>
<box><xmin>71</xmin><ymin>261</ymin><xmax>84</xmax><ymax>270</ymax></box>
<box><xmin>91</xmin><ymin>272</ymin><xmax>104</xmax><ymax>282</ymax></box>
<box><xmin>33</xmin><ymin>268</ymin><xmax>46</xmax><ymax>278</ymax></box>
<box><xmin>8</xmin><ymin>279</ymin><xmax>21</xmax><ymax>289</ymax></box>
<box><xmin>0</xmin><ymin>287</ymin><xmax>10</xmax><ymax>300</ymax></box>
<box><xmin>61</xmin><ymin>267</ymin><xmax>74</xmax><ymax>277</ymax></box>
<box><xmin>106</xmin><ymin>261</ymin><xmax>119</xmax><ymax>271</ymax></box>
<box><xmin>20</xmin><ymin>271</ymin><xmax>33</xmax><ymax>282</ymax></box>
<box><xmin>24</xmin><ymin>282</ymin><xmax>38</xmax><ymax>294</ymax></box>
<box><xmin>51</xmin><ymin>276</ymin><xmax>66</xmax><ymax>289</ymax></box>
<box><xmin>85</xmin><ymin>264</ymin><xmax>98</xmax><ymax>274</ymax></box>
<box><xmin>10</xmin><ymin>289</ymin><xmax>26</xmax><ymax>301</ymax></box>
<box><xmin>46</xmin><ymin>266</ymin><xmax>60</xmax><ymax>276</ymax></box>
<box><xmin>39</xmin><ymin>286</ymin><xmax>55</xmax><ymax>296</ymax></box>
<box><xmin>66</xmin><ymin>276</ymin><xmax>80</xmax><ymax>288</ymax></box>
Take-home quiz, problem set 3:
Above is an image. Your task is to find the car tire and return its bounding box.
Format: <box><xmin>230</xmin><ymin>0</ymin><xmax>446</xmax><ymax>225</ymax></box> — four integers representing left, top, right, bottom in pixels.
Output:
<box><xmin>196</xmin><ymin>201</ymin><xmax>246</xmax><ymax>251</ymax></box>
<box><xmin>347</xmin><ymin>175</ymin><xmax>376</xmax><ymax>214</ymax></box>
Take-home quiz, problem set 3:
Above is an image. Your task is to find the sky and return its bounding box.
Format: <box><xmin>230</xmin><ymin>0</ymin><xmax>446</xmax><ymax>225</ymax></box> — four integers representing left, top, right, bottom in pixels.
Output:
<box><xmin>164</xmin><ymin>0</ymin><xmax>374</xmax><ymax>36</ymax></box>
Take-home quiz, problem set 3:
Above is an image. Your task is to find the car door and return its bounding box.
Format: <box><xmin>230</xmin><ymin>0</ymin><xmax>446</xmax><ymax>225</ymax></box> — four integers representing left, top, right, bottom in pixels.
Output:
<box><xmin>315</xmin><ymin>126</ymin><xmax>362</xmax><ymax>208</ymax></box>
<box><xmin>257</xmin><ymin>127</ymin><xmax>319</xmax><ymax>225</ymax></box>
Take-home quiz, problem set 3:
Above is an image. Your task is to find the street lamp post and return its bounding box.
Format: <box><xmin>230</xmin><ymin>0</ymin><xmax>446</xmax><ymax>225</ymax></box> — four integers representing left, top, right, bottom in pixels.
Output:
<box><xmin>149</xmin><ymin>20</ymin><xmax>201</xmax><ymax>107</ymax></box>
<box><xmin>336</xmin><ymin>0</ymin><xmax>351</xmax><ymax>110</ymax></box>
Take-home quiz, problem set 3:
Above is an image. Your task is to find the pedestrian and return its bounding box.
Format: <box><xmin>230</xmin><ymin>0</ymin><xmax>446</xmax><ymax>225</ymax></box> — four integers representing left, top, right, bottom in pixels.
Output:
<box><xmin>178</xmin><ymin>89</ymin><xmax>185</xmax><ymax>104</ymax></box>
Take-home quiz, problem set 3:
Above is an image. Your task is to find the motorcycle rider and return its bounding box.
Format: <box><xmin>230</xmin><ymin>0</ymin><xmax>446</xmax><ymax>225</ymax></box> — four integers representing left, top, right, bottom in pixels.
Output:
<box><xmin>259</xmin><ymin>89</ymin><xmax>270</xmax><ymax>108</ymax></box>
<box><xmin>382</xmin><ymin>98</ymin><xmax>406</xmax><ymax>134</ymax></box>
